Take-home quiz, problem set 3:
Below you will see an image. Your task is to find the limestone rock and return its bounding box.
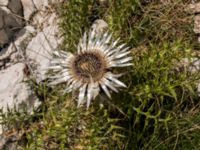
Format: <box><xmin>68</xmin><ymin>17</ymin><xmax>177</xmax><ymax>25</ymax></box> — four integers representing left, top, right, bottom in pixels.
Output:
<box><xmin>33</xmin><ymin>0</ymin><xmax>49</xmax><ymax>10</ymax></box>
<box><xmin>198</xmin><ymin>37</ymin><xmax>200</xmax><ymax>43</ymax></box>
<box><xmin>0</xmin><ymin>7</ymin><xmax>24</xmax><ymax>46</ymax></box>
<box><xmin>194</xmin><ymin>15</ymin><xmax>200</xmax><ymax>34</ymax></box>
<box><xmin>26</xmin><ymin>25</ymin><xmax>61</xmax><ymax>81</ymax></box>
<box><xmin>32</xmin><ymin>12</ymin><xmax>57</xmax><ymax>29</ymax></box>
<box><xmin>11</xmin><ymin>26</ymin><xmax>36</xmax><ymax>65</ymax></box>
<box><xmin>32</xmin><ymin>0</ymin><xmax>64</xmax><ymax>11</ymax></box>
<box><xmin>0</xmin><ymin>26</ymin><xmax>35</xmax><ymax>68</ymax></box>
<box><xmin>92</xmin><ymin>19</ymin><xmax>108</xmax><ymax>34</ymax></box>
<box><xmin>14</xmin><ymin>26</ymin><xmax>35</xmax><ymax>48</ymax></box>
<box><xmin>188</xmin><ymin>3</ymin><xmax>200</xmax><ymax>14</ymax></box>
<box><xmin>21</xmin><ymin>0</ymin><xmax>37</xmax><ymax>20</ymax></box>
<box><xmin>180</xmin><ymin>57</ymin><xmax>200</xmax><ymax>72</ymax></box>
<box><xmin>50</xmin><ymin>0</ymin><xmax>65</xmax><ymax>4</ymax></box>
<box><xmin>179</xmin><ymin>57</ymin><xmax>200</xmax><ymax>97</ymax></box>
<box><xmin>190</xmin><ymin>58</ymin><xmax>200</xmax><ymax>72</ymax></box>
<box><xmin>0</xmin><ymin>63</ymin><xmax>40</xmax><ymax>112</ymax></box>
<box><xmin>2</xmin><ymin>6</ymin><xmax>23</xmax><ymax>27</ymax></box>
<box><xmin>13</xmin><ymin>25</ymin><xmax>35</xmax><ymax>56</ymax></box>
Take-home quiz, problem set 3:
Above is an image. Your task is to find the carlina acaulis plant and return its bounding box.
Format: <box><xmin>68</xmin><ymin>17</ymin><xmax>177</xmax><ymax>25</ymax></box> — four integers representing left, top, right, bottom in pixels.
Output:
<box><xmin>45</xmin><ymin>29</ymin><xmax>132</xmax><ymax>108</ymax></box>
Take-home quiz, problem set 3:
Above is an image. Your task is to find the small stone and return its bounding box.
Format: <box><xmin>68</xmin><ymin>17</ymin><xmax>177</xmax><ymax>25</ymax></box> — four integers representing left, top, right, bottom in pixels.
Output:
<box><xmin>21</xmin><ymin>0</ymin><xmax>37</xmax><ymax>20</ymax></box>
<box><xmin>194</xmin><ymin>15</ymin><xmax>200</xmax><ymax>34</ymax></box>
<box><xmin>178</xmin><ymin>57</ymin><xmax>200</xmax><ymax>98</ymax></box>
<box><xmin>191</xmin><ymin>58</ymin><xmax>200</xmax><ymax>72</ymax></box>
<box><xmin>180</xmin><ymin>57</ymin><xmax>200</xmax><ymax>74</ymax></box>
<box><xmin>188</xmin><ymin>3</ymin><xmax>200</xmax><ymax>14</ymax></box>
<box><xmin>92</xmin><ymin>19</ymin><xmax>108</xmax><ymax>34</ymax></box>
<box><xmin>198</xmin><ymin>37</ymin><xmax>200</xmax><ymax>43</ymax></box>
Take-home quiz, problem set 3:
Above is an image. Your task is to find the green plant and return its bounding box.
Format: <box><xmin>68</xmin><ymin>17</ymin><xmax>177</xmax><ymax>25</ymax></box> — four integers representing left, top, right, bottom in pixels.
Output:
<box><xmin>1</xmin><ymin>0</ymin><xmax>200</xmax><ymax>149</ymax></box>
<box><xmin>58</xmin><ymin>0</ymin><xmax>105</xmax><ymax>52</ymax></box>
<box><xmin>124</xmin><ymin>42</ymin><xmax>199</xmax><ymax>149</ymax></box>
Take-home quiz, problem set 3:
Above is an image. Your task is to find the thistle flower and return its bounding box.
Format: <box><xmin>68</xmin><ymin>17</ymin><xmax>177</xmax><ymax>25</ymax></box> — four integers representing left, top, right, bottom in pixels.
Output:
<box><xmin>46</xmin><ymin>29</ymin><xmax>132</xmax><ymax>108</ymax></box>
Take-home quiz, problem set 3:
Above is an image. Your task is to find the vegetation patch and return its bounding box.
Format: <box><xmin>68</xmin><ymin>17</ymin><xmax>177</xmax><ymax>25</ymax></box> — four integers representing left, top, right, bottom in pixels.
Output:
<box><xmin>1</xmin><ymin>0</ymin><xmax>200</xmax><ymax>149</ymax></box>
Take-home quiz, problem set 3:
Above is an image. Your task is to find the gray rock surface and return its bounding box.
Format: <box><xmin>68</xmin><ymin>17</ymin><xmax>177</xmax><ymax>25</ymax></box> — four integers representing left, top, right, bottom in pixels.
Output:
<box><xmin>33</xmin><ymin>0</ymin><xmax>49</xmax><ymax>10</ymax></box>
<box><xmin>21</xmin><ymin>0</ymin><xmax>36</xmax><ymax>20</ymax></box>
<box><xmin>32</xmin><ymin>0</ymin><xmax>63</xmax><ymax>10</ymax></box>
<box><xmin>0</xmin><ymin>0</ymin><xmax>62</xmax><ymax>142</ymax></box>
<box><xmin>0</xmin><ymin>0</ymin><xmax>62</xmax><ymax>115</ymax></box>
<box><xmin>0</xmin><ymin>43</ymin><xmax>16</xmax><ymax>67</ymax></box>
<box><xmin>0</xmin><ymin>3</ymin><xmax>24</xmax><ymax>46</ymax></box>
<box><xmin>0</xmin><ymin>63</ymin><xmax>40</xmax><ymax>112</ymax></box>
<box><xmin>191</xmin><ymin>3</ymin><xmax>200</xmax><ymax>97</ymax></box>
<box><xmin>92</xmin><ymin>19</ymin><xmax>108</xmax><ymax>34</ymax></box>
<box><xmin>194</xmin><ymin>15</ymin><xmax>200</xmax><ymax>34</ymax></box>
<box><xmin>0</xmin><ymin>29</ymin><xmax>9</xmax><ymax>45</ymax></box>
<box><xmin>26</xmin><ymin>24</ymin><xmax>61</xmax><ymax>81</ymax></box>
<box><xmin>188</xmin><ymin>2</ymin><xmax>200</xmax><ymax>14</ymax></box>
<box><xmin>0</xmin><ymin>12</ymin><xmax>3</xmax><ymax>29</ymax></box>
<box><xmin>7</xmin><ymin>0</ymin><xmax>23</xmax><ymax>15</ymax></box>
<box><xmin>0</xmin><ymin>1</ymin><xmax>8</xmax><ymax>6</ymax></box>
<box><xmin>0</xmin><ymin>26</ymin><xmax>35</xmax><ymax>68</ymax></box>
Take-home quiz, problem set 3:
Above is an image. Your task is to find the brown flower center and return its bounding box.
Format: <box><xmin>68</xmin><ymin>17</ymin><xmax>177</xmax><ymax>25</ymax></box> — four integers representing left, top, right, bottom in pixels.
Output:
<box><xmin>73</xmin><ymin>52</ymin><xmax>105</xmax><ymax>82</ymax></box>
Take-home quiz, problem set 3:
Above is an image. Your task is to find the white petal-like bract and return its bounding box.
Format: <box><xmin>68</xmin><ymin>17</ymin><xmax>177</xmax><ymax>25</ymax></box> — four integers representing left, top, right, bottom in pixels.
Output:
<box><xmin>46</xmin><ymin>29</ymin><xmax>132</xmax><ymax>108</ymax></box>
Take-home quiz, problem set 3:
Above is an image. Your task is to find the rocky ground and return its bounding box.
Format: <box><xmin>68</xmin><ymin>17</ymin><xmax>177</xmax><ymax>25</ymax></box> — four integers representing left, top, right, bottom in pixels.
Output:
<box><xmin>1</xmin><ymin>1</ymin><xmax>199</xmax><ymax>114</ymax></box>
<box><xmin>0</xmin><ymin>0</ymin><xmax>63</xmax><ymax>117</ymax></box>
<box><xmin>0</xmin><ymin>0</ymin><xmax>63</xmax><ymax>148</ymax></box>
<box><xmin>0</xmin><ymin>0</ymin><xmax>200</xmax><ymax>149</ymax></box>
<box><xmin>0</xmin><ymin>0</ymin><xmax>199</xmax><ymax>120</ymax></box>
